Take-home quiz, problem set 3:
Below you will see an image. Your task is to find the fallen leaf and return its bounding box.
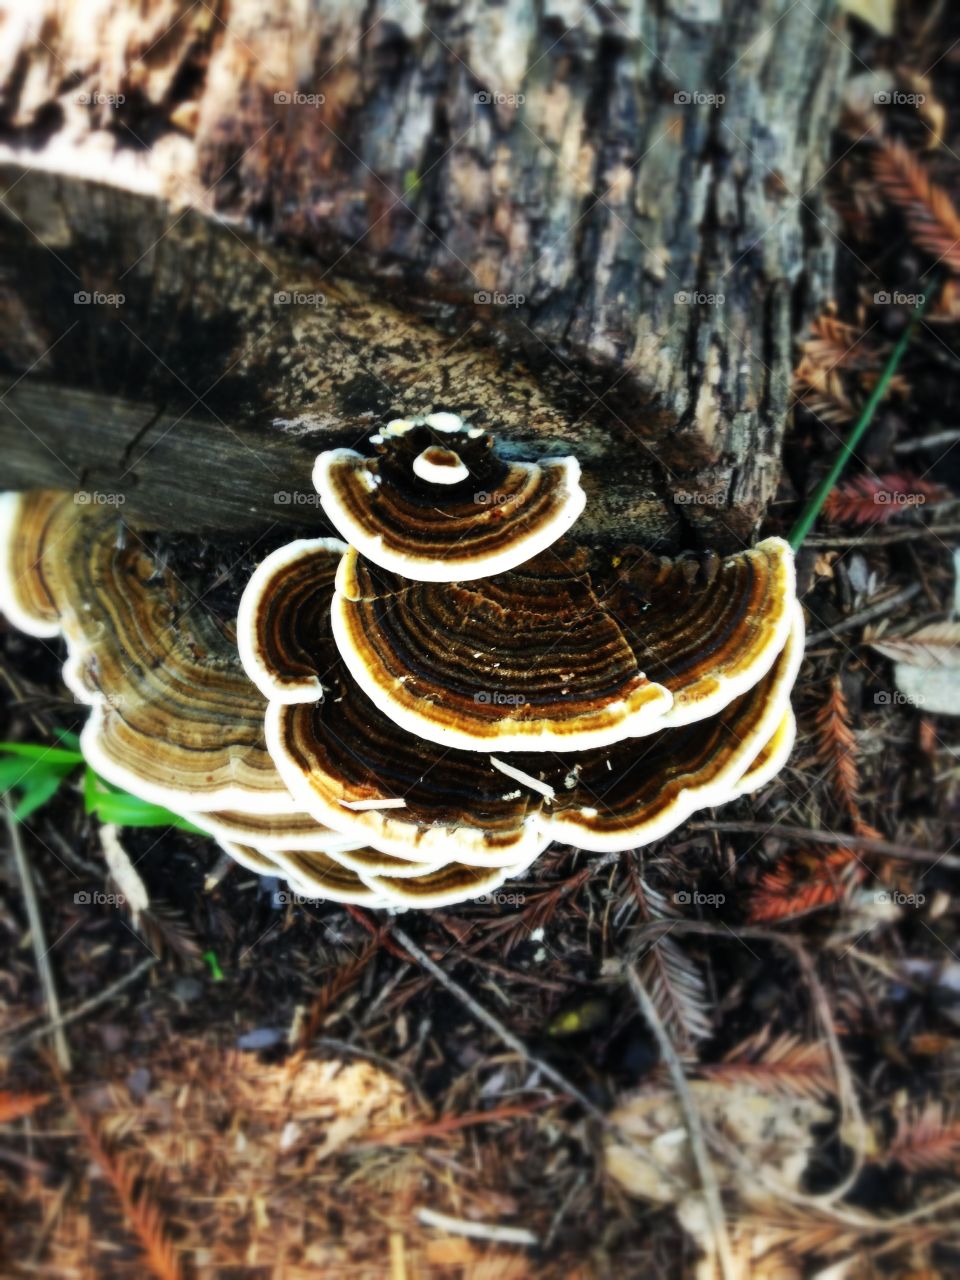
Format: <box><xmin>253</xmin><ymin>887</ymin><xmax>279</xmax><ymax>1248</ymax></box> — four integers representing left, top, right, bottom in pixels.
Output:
<box><xmin>869</xmin><ymin>622</ymin><xmax>960</xmax><ymax>670</ymax></box>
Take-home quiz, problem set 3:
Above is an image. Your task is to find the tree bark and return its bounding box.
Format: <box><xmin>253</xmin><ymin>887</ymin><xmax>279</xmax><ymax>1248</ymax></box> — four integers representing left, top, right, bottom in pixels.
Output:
<box><xmin>0</xmin><ymin>0</ymin><xmax>847</xmax><ymax>550</ymax></box>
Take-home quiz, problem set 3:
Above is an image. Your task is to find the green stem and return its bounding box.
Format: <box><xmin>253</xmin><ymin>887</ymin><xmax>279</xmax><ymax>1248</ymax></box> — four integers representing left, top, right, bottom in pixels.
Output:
<box><xmin>788</xmin><ymin>289</ymin><xmax>933</xmax><ymax>551</ymax></box>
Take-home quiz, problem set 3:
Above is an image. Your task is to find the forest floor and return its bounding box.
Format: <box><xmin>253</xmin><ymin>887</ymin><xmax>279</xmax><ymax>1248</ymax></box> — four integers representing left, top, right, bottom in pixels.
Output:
<box><xmin>2</xmin><ymin>6</ymin><xmax>960</xmax><ymax>1280</ymax></box>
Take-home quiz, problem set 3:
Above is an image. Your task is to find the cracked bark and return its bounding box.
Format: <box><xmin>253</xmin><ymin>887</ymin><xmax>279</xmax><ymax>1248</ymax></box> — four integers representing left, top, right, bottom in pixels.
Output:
<box><xmin>0</xmin><ymin>0</ymin><xmax>846</xmax><ymax>551</ymax></box>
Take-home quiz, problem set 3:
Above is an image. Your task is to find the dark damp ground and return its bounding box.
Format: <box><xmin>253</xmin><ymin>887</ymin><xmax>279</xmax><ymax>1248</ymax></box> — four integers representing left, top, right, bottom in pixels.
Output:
<box><xmin>3</xmin><ymin>10</ymin><xmax>960</xmax><ymax>1278</ymax></box>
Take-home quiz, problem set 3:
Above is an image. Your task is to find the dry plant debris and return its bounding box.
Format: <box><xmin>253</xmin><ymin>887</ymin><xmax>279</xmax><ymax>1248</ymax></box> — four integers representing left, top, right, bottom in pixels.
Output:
<box><xmin>2</xmin><ymin>4</ymin><xmax>960</xmax><ymax>1278</ymax></box>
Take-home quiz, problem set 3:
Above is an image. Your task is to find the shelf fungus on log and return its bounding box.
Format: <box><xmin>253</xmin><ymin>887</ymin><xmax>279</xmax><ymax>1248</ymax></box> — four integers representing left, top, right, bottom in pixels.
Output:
<box><xmin>330</xmin><ymin>536</ymin><xmax>795</xmax><ymax>751</ymax></box>
<box><xmin>313</xmin><ymin>413</ymin><xmax>586</xmax><ymax>582</ymax></box>
<box><xmin>2</xmin><ymin>425</ymin><xmax>804</xmax><ymax>909</ymax></box>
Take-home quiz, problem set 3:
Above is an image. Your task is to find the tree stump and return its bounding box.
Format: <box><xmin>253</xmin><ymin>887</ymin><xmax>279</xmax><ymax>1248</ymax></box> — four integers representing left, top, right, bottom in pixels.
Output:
<box><xmin>0</xmin><ymin>0</ymin><xmax>847</xmax><ymax>549</ymax></box>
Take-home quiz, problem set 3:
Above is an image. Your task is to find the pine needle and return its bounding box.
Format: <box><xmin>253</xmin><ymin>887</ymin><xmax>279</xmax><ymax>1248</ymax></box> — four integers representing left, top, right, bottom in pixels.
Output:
<box><xmin>58</xmin><ymin>1075</ymin><xmax>183</xmax><ymax>1280</ymax></box>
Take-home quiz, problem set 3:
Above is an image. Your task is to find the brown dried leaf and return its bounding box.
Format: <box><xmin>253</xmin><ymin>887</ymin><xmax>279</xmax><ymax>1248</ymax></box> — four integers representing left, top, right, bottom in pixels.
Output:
<box><xmin>868</xmin><ymin>622</ymin><xmax>960</xmax><ymax>669</ymax></box>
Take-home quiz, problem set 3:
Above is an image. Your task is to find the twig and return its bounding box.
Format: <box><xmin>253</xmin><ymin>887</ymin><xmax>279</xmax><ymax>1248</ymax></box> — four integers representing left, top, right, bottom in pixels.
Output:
<box><xmin>416</xmin><ymin>1206</ymin><xmax>538</xmax><ymax>1246</ymax></box>
<box><xmin>2</xmin><ymin>956</ymin><xmax>156</xmax><ymax>1051</ymax></box>
<box><xmin>392</xmin><ymin>925</ymin><xmax>681</xmax><ymax>1184</ymax></box>
<box><xmin>803</xmin><ymin>584</ymin><xmax>922</xmax><ymax>645</ymax></box>
<box><xmin>628</xmin><ymin>920</ymin><xmax>867</xmax><ymax>1209</ymax></box>
<box><xmin>789</xmin><ymin>290</ymin><xmax>933</xmax><ymax>549</ymax></box>
<box><xmin>3</xmin><ymin>799</ymin><xmax>71</xmax><ymax>1071</ymax></box>
<box><xmin>626</xmin><ymin>966</ymin><xmax>736</xmax><ymax>1280</ymax></box>
<box><xmin>393</xmin><ymin>926</ymin><xmax>606</xmax><ymax>1122</ymax></box>
<box><xmin>690</xmin><ymin>821</ymin><xmax>960</xmax><ymax>869</ymax></box>
<box><xmin>802</xmin><ymin>522</ymin><xmax>960</xmax><ymax>546</ymax></box>
<box><xmin>895</xmin><ymin>428</ymin><xmax>960</xmax><ymax>454</ymax></box>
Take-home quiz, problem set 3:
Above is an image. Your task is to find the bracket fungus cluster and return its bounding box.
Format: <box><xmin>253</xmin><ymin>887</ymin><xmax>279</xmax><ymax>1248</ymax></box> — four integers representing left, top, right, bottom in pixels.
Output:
<box><xmin>0</xmin><ymin>415</ymin><xmax>802</xmax><ymax>909</ymax></box>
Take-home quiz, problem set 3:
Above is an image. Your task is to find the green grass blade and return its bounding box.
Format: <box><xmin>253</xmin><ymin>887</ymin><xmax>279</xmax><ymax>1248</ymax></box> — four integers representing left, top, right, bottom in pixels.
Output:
<box><xmin>788</xmin><ymin>290</ymin><xmax>933</xmax><ymax>551</ymax></box>
<box><xmin>13</xmin><ymin>773</ymin><xmax>66</xmax><ymax>820</ymax></box>
<box><xmin>0</xmin><ymin>741</ymin><xmax>85</xmax><ymax>763</ymax></box>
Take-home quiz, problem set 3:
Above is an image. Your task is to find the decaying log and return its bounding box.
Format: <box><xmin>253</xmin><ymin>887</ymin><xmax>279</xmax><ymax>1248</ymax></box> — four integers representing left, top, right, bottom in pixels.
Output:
<box><xmin>0</xmin><ymin>1</ymin><xmax>847</xmax><ymax>547</ymax></box>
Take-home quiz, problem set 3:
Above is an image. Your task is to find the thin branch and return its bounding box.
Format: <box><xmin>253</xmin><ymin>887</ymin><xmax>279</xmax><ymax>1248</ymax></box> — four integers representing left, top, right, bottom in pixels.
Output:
<box><xmin>804</xmin><ymin>583</ymin><xmax>922</xmax><ymax>645</ymax></box>
<box><xmin>2</xmin><ymin>956</ymin><xmax>156</xmax><ymax>1051</ymax></box>
<box><xmin>689</xmin><ymin>821</ymin><xmax>960</xmax><ymax>869</ymax></box>
<box><xmin>392</xmin><ymin>925</ymin><xmax>681</xmax><ymax>1185</ymax></box>
<box><xmin>626</xmin><ymin>965</ymin><xmax>736</xmax><ymax>1280</ymax></box>
<box><xmin>3</xmin><ymin>799</ymin><xmax>70</xmax><ymax>1071</ymax></box>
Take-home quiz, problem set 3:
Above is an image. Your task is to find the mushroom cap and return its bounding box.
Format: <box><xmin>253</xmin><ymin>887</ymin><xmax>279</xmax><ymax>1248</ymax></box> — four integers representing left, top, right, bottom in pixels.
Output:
<box><xmin>266</xmin><ymin>697</ymin><xmax>553</xmax><ymax>867</ymax></box>
<box><xmin>239</xmin><ymin>535</ymin><xmax>554</xmax><ymax>865</ymax></box>
<box><xmin>245</xmin><ymin>537</ymin><xmax>804</xmax><ymax>861</ymax></box>
<box><xmin>727</xmin><ymin>707</ymin><xmax>797</xmax><ymax>801</ymax></box>
<box><xmin>220</xmin><ymin>839</ymin><xmax>534</xmax><ymax>909</ymax></box>
<box><xmin>221</xmin><ymin>843</ymin><xmax>390</xmax><ymax>906</ymax></box>
<box><xmin>187</xmin><ymin>808</ymin><xmax>368</xmax><ymax>853</ymax></box>
<box><xmin>313</xmin><ymin>413</ymin><xmax>586</xmax><ymax>582</ymax></box>
<box><xmin>360</xmin><ymin>857</ymin><xmax>532</xmax><ymax>909</ymax></box>
<box><xmin>331</xmin><ymin>536</ymin><xmax>795</xmax><ymax>753</ymax></box>
<box><xmin>0</xmin><ymin>491</ymin><xmax>293</xmax><ymax>812</ymax></box>
<box><xmin>545</xmin><ymin>601</ymin><xmax>804</xmax><ymax>851</ymax></box>
<box><xmin>0</xmin><ymin>490</ymin><xmax>64</xmax><ymax>637</ymax></box>
<box><xmin>236</xmin><ymin>536</ymin><xmax>348</xmax><ymax>704</ymax></box>
<box><xmin>610</xmin><ymin>536</ymin><xmax>797</xmax><ymax>727</ymax></box>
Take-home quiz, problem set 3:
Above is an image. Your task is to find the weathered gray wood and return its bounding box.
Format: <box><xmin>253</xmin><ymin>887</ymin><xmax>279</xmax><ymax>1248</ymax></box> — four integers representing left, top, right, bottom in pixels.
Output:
<box><xmin>0</xmin><ymin>0</ymin><xmax>847</xmax><ymax>547</ymax></box>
